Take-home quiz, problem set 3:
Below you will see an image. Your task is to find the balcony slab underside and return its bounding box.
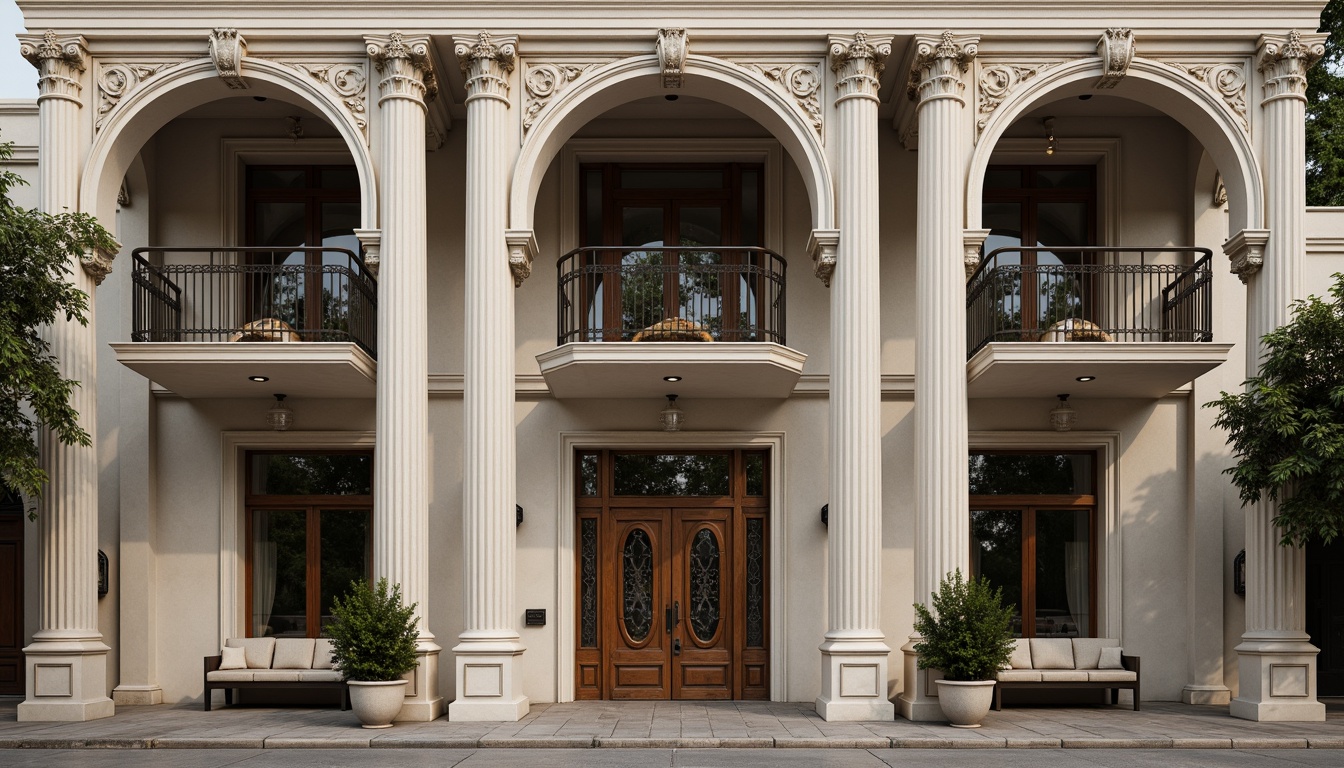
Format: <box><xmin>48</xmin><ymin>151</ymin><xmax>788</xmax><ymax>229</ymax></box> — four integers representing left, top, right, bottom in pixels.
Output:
<box><xmin>537</xmin><ymin>342</ymin><xmax>807</xmax><ymax>399</ymax></box>
<box><xmin>967</xmin><ymin>342</ymin><xmax>1233</xmax><ymax>399</ymax></box>
<box><xmin>111</xmin><ymin>342</ymin><xmax>375</xmax><ymax>398</ymax></box>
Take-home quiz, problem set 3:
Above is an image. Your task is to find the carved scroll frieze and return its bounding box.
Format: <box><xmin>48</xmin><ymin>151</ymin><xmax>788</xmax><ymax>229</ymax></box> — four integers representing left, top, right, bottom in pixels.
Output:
<box><xmin>739</xmin><ymin>63</ymin><xmax>823</xmax><ymax>135</ymax></box>
<box><xmin>291</xmin><ymin>62</ymin><xmax>369</xmax><ymax>141</ymax></box>
<box><xmin>657</xmin><ymin>27</ymin><xmax>688</xmax><ymax>89</ymax></box>
<box><xmin>96</xmin><ymin>61</ymin><xmax>180</xmax><ymax>130</ymax></box>
<box><xmin>1095</xmin><ymin>28</ymin><xmax>1135</xmax><ymax>89</ymax></box>
<box><xmin>522</xmin><ymin>61</ymin><xmax>606</xmax><ymax>132</ymax></box>
<box><xmin>1165</xmin><ymin>61</ymin><xmax>1248</xmax><ymax>131</ymax></box>
<box><xmin>209</xmin><ymin>28</ymin><xmax>248</xmax><ymax>89</ymax></box>
<box><xmin>976</xmin><ymin>62</ymin><xmax>1059</xmax><ymax>134</ymax></box>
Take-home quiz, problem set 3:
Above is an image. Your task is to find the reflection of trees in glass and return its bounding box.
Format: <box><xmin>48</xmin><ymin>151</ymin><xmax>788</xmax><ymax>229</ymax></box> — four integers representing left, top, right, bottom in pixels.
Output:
<box><xmin>969</xmin><ymin>454</ymin><xmax>1089</xmax><ymax>496</ymax></box>
<box><xmin>320</xmin><ymin>510</ymin><xmax>370</xmax><ymax>629</ymax></box>
<box><xmin>261</xmin><ymin>510</ymin><xmax>308</xmax><ymax>636</ymax></box>
<box><xmin>618</xmin><ymin>242</ymin><xmax>731</xmax><ymax>337</ymax></box>
<box><xmin>620</xmin><ymin>250</ymin><xmax>666</xmax><ymax>332</ymax></box>
<box><xmin>614</xmin><ymin>454</ymin><xmax>731</xmax><ymax>495</ymax></box>
<box><xmin>254</xmin><ymin>454</ymin><xmax>372</xmax><ymax>496</ymax></box>
<box><xmin>1038</xmin><ymin>274</ymin><xmax>1083</xmax><ymax>327</ymax></box>
<box><xmin>971</xmin><ymin>510</ymin><xmax>1022</xmax><ymax>633</ymax></box>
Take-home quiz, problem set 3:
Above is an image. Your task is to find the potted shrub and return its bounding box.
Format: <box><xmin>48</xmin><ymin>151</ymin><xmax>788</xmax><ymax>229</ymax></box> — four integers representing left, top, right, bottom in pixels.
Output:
<box><xmin>326</xmin><ymin>577</ymin><xmax>420</xmax><ymax>728</ymax></box>
<box><xmin>913</xmin><ymin>569</ymin><xmax>1015</xmax><ymax>728</ymax></box>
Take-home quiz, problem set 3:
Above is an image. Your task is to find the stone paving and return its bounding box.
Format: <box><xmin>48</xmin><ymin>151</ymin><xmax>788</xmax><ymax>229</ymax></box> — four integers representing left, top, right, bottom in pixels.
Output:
<box><xmin>1</xmin><ymin>699</ymin><xmax>1343</xmax><ymax>750</ymax></box>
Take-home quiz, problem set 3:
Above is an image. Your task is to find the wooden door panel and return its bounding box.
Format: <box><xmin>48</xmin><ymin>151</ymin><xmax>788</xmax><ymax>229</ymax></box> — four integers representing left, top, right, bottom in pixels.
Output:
<box><xmin>606</xmin><ymin>510</ymin><xmax>670</xmax><ymax>699</ymax></box>
<box><xmin>672</xmin><ymin>511</ymin><xmax>732</xmax><ymax>700</ymax></box>
<box><xmin>0</xmin><ymin>516</ymin><xmax>23</xmax><ymax>695</ymax></box>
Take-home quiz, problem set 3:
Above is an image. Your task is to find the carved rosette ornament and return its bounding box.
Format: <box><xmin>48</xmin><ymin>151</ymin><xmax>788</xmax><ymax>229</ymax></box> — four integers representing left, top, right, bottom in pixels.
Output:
<box><xmin>96</xmin><ymin>62</ymin><xmax>178</xmax><ymax>130</ymax></box>
<box><xmin>740</xmin><ymin>63</ymin><xmax>823</xmax><ymax>135</ymax></box>
<box><xmin>367</xmin><ymin>32</ymin><xmax>438</xmax><ymax>107</ymax></box>
<box><xmin>976</xmin><ymin>62</ymin><xmax>1056</xmax><ymax>134</ymax></box>
<box><xmin>1166</xmin><ymin>62</ymin><xmax>1248</xmax><ymax>131</ymax></box>
<box><xmin>80</xmin><ymin>245</ymin><xmax>118</xmax><ymax>286</ymax></box>
<box><xmin>1095</xmin><ymin>28</ymin><xmax>1135</xmax><ymax>89</ymax></box>
<box><xmin>657</xmin><ymin>28</ymin><xmax>688</xmax><ymax>89</ymax></box>
<box><xmin>292</xmin><ymin>62</ymin><xmax>370</xmax><ymax>139</ymax></box>
<box><xmin>1258</xmin><ymin>30</ymin><xmax>1327</xmax><ymax>103</ymax></box>
<box><xmin>831</xmin><ymin>32</ymin><xmax>891</xmax><ymax>103</ymax></box>
<box><xmin>907</xmin><ymin>31</ymin><xmax>978</xmax><ymax>105</ymax></box>
<box><xmin>454</xmin><ymin>31</ymin><xmax>515</xmax><ymax>103</ymax></box>
<box><xmin>208</xmin><ymin>28</ymin><xmax>248</xmax><ymax>89</ymax></box>
<box><xmin>19</xmin><ymin>30</ymin><xmax>88</xmax><ymax>102</ymax></box>
<box><xmin>523</xmin><ymin>62</ymin><xmax>604</xmax><ymax>132</ymax></box>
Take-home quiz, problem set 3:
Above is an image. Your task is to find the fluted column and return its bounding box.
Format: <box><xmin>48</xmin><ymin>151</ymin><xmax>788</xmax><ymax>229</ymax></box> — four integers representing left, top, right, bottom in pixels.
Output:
<box><xmin>16</xmin><ymin>30</ymin><xmax>114</xmax><ymax>723</ymax></box>
<box><xmin>365</xmin><ymin>31</ymin><xmax>442</xmax><ymax>722</ymax></box>
<box><xmin>814</xmin><ymin>32</ymin><xmax>895</xmax><ymax>722</ymax></box>
<box><xmin>1230</xmin><ymin>29</ymin><xmax>1328</xmax><ymax>723</ymax></box>
<box><xmin>897</xmin><ymin>31</ymin><xmax>979</xmax><ymax>723</ymax></box>
<box><xmin>448</xmin><ymin>31</ymin><xmax>529</xmax><ymax>722</ymax></box>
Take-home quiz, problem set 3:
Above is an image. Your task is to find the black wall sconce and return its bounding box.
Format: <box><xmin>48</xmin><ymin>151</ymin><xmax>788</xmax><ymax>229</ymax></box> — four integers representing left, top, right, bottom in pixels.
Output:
<box><xmin>516</xmin><ymin>504</ymin><xmax>524</xmax><ymax>527</ymax></box>
<box><xmin>821</xmin><ymin>504</ymin><xmax>829</xmax><ymax>528</ymax></box>
<box><xmin>1234</xmin><ymin>549</ymin><xmax>1246</xmax><ymax>597</ymax></box>
<box><xmin>98</xmin><ymin>550</ymin><xmax>109</xmax><ymax>599</ymax></box>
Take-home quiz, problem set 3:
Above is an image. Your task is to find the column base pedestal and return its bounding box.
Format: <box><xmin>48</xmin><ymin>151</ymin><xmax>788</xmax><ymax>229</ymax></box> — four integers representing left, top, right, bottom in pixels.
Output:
<box><xmin>397</xmin><ymin>640</ymin><xmax>444</xmax><ymax>722</ymax></box>
<box><xmin>18</xmin><ymin>636</ymin><xmax>114</xmax><ymax>722</ymax></box>
<box><xmin>815</xmin><ymin>636</ymin><xmax>894</xmax><ymax>722</ymax></box>
<box><xmin>1181</xmin><ymin>684</ymin><xmax>1231</xmax><ymax>706</ymax></box>
<box><xmin>112</xmin><ymin>685</ymin><xmax>163</xmax><ymax>706</ymax></box>
<box><xmin>896</xmin><ymin>637</ymin><xmax>945</xmax><ymax>722</ymax></box>
<box><xmin>1230</xmin><ymin>634</ymin><xmax>1324</xmax><ymax>722</ymax></box>
<box><xmin>448</xmin><ymin>636</ymin><xmax>529</xmax><ymax>722</ymax></box>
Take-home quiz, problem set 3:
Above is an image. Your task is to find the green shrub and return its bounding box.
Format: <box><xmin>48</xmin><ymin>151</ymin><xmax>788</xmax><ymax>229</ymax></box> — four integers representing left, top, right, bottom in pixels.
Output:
<box><xmin>913</xmin><ymin>569</ymin><xmax>1015</xmax><ymax>682</ymax></box>
<box><xmin>326</xmin><ymin>578</ymin><xmax>420</xmax><ymax>682</ymax></box>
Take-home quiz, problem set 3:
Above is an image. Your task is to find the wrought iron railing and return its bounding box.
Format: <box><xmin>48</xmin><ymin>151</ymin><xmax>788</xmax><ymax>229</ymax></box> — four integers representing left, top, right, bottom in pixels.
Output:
<box><xmin>966</xmin><ymin>246</ymin><xmax>1213</xmax><ymax>357</ymax></box>
<box><xmin>131</xmin><ymin>247</ymin><xmax>377</xmax><ymax>356</ymax></box>
<box><xmin>557</xmin><ymin>246</ymin><xmax>787</xmax><ymax>345</ymax></box>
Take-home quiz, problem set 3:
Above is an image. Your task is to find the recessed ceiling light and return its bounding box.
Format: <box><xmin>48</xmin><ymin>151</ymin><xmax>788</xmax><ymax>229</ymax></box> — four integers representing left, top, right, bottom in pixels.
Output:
<box><xmin>665</xmin><ymin>94</ymin><xmax>679</xmax><ymax>102</ymax></box>
<box><xmin>1075</xmin><ymin>375</ymin><xmax>1096</xmax><ymax>382</ymax></box>
<box><xmin>1078</xmin><ymin>94</ymin><xmax>1093</xmax><ymax>101</ymax></box>
<box><xmin>663</xmin><ymin>375</ymin><xmax>682</xmax><ymax>382</ymax></box>
<box><xmin>249</xmin><ymin>375</ymin><xmax>270</xmax><ymax>382</ymax></box>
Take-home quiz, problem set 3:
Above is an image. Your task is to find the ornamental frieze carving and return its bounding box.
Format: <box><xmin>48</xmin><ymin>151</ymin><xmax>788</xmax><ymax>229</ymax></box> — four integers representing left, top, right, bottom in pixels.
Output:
<box><xmin>1165</xmin><ymin>61</ymin><xmax>1248</xmax><ymax>131</ymax></box>
<box><xmin>976</xmin><ymin>62</ymin><xmax>1059</xmax><ymax>134</ymax></box>
<box><xmin>657</xmin><ymin>28</ymin><xmax>688</xmax><ymax>89</ymax></box>
<box><xmin>522</xmin><ymin>61</ymin><xmax>607</xmax><ymax>132</ymax></box>
<box><xmin>96</xmin><ymin>61</ymin><xmax>181</xmax><ymax>130</ymax></box>
<box><xmin>1095</xmin><ymin>28</ymin><xmax>1135</xmax><ymax>89</ymax></box>
<box><xmin>738</xmin><ymin>62</ymin><xmax>823</xmax><ymax>135</ymax></box>
<box><xmin>209</xmin><ymin>28</ymin><xmax>248</xmax><ymax>89</ymax></box>
<box><xmin>290</xmin><ymin>62</ymin><xmax>369</xmax><ymax>141</ymax></box>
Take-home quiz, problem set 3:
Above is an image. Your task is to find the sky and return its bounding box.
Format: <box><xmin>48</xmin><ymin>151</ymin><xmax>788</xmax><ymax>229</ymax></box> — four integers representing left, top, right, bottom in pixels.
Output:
<box><xmin>1</xmin><ymin>0</ymin><xmax>37</xmax><ymax>99</ymax></box>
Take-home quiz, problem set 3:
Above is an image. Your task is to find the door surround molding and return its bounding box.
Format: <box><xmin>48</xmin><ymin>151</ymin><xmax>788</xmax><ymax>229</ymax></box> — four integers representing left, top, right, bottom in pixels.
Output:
<box><xmin>556</xmin><ymin>431</ymin><xmax>787</xmax><ymax>702</ymax></box>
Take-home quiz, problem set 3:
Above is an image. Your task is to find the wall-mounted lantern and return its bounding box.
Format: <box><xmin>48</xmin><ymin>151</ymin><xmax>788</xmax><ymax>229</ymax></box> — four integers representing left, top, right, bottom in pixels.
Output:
<box><xmin>821</xmin><ymin>504</ymin><xmax>829</xmax><ymax>528</ymax></box>
<box><xmin>516</xmin><ymin>504</ymin><xmax>524</xmax><ymax>526</ymax></box>
<box><xmin>98</xmin><ymin>550</ymin><xmax>109</xmax><ymax>598</ymax></box>
<box><xmin>1234</xmin><ymin>549</ymin><xmax>1246</xmax><ymax>597</ymax></box>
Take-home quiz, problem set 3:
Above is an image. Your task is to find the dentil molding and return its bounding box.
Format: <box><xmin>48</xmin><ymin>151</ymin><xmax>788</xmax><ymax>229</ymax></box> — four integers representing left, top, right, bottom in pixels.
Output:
<box><xmin>1164</xmin><ymin>61</ymin><xmax>1248</xmax><ymax>131</ymax></box>
<box><xmin>209</xmin><ymin>28</ymin><xmax>248</xmax><ymax>89</ymax></box>
<box><xmin>737</xmin><ymin>62</ymin><xmax>823</xmax><ymax>135</ymax></box>
<box><xmin>522</xmin><ymin>61</ymin><xmax>608</xmax><ymax>133</ymax></box>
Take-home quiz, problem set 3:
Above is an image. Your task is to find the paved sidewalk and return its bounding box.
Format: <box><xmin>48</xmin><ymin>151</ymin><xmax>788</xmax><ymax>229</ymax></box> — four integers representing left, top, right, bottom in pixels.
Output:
<box><xmin>1</xmin><ymin>699</ymin><xmax>1343</xmax><ymax>750</ymax></box>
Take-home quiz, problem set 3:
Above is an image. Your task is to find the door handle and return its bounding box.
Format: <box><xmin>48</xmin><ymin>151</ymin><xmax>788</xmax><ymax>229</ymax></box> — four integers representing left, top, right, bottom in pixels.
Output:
<box><xmin>665</xmin><ymin>604</ymin><xmax>673</xmax><ymax>634</ymax></box>
<box><xmin>673</xmin><ymin>638</ymin><xmax>682</xmax><ymax>656</ymax></box>
<box><xmin>673</xmin><ymin>601</ymin><xmax>681</xmax><ymax>629</ymax></box>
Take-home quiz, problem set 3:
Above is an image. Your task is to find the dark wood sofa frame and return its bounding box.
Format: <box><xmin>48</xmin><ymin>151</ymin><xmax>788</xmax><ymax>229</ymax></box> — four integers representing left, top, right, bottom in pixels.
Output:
<box><xmin>203</xmin><ymin>655</ymin><xmax>349</xmax><ymax>712</ymax></box>
<box><xmin>993</xmin><ymin>654</ymin><xmax>1140</xmax><ymax>711</ymax></box>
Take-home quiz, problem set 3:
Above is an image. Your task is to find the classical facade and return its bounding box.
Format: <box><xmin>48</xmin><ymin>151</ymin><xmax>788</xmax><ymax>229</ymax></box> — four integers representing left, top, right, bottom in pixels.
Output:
<box><xmin>3</xmin><ymin>0</ymin><xmax>1343</xmax><ymax>724</ymax></box>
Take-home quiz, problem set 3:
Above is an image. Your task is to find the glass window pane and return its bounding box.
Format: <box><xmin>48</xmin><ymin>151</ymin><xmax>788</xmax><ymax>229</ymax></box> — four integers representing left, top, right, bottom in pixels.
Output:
<box><xmin>1034</xmin><ymin>510</ymin><xmax>1091</xmax><ymax>637</ymax></box>
<box><xmin>969</xmin><ymin>453</ymin><xmax>1093</xmax><ymax>495</ymax></box>
<box><xmin>319</xmin><ymin>509</ymin><xmax>370</xmax><ymax>633</ymax></box>
<box><xmin>251</xmin><ymin>454</ymin><xmax>373</xmax><ymax>496</ymax></box>
<box><xmin>739</xmin><ymin>170</ymin><xmax>760</xmax><ymax>246</ymax></box>
<box><xmin>620</xmin><ymin>170</ymin><xmax>724</xmax><ymax>189</ymax></box>
<box><xmin>745</xmin><ymin>518</ymin><xmax>765</xmax><ymax>647</ymax></box>
<box><xmin>981</xmin><ymin>202</ymin><xmax>1023</xmax><ymax>263</ymax></box>
<box><xmin>583</xmin><ymin>170</ymin><xmax>604</xmax><ymax>247</ymax></box>
<box><xmin>321</xmin><ymin>202</ymin><xmax>360</xmax><ymax>257</ymax></box>
<box><xmin>745</xmin><ymin>453</ymin><xmax>765</xmax><ymax>496</ymax></box>
<box><xmin>687</xmin><ymin>528</ymin><xmax>722</xmax><ymax>643</ymax></box>
<box><xmin>249</xmin><ymin>168</ymin><xmax>306</xmax><ymax>189</ymax></box>
<box><xmin>580</xmin><ymin>518</ymin><xmax>599</xmax><ymax>647</ymax></box>
<box><xmin>320</xmin><ymin>167</ymin><xmax>360</xmax><ymax>189</ymax></box>
<box><xmin>252</xmin><ymin>509</ymin><xmax>307</xmax><ymax>637</ymax></box>
<box><xmin>613</xmin><ymin>454</ymin><xmax>730</xmax><ymax>496</ymax></box>
<box><xmin>1036</xmin><ymin>168</ymin><xmax>1093</xmax><ymax>189</ymax></box>
<box><xmin>1036</xmin><ymin>202</ymin><xmax>1089</xmax><ymax>250</ymax></box>
<box><xmin>579</xmin><ymin>453</ymin><xmax>600</xmax><ymax>497</ymax></box>
<box><xmin>253</xmin><ymin>202</ymin><xmax>308</xmax><ymax>250</ymax></box>
<box><xmin>984</xmin><ymin>168</ymin><xmax>1022</xmax><ymax>189</ymax></box>
<box><xmin>972</xmin><ymin>509</ymin><xmax>1024</xmax><ymax>637</ymax></box>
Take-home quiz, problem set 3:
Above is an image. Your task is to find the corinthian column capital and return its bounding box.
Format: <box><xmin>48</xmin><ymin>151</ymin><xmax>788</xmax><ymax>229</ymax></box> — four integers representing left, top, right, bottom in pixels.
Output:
<box><xmin>829</xmin><ymin>32</ymin><xmax>891</xmax><ymax>103</ymax></box>
<box><xmin>366</xmin><ymin>32</ymin><xmax>438</xmax><ymax>107</ymax></box>
<box><xmin>906</xmin><ymin>31</ymin><xmax>979</xmax><ymax>106</ymax></box>
<box><xmin>453</xmin><ymin>32</ymin><xmax>518</xmax><ymax>104</ymax></box>
<box><xmin>1257</xmin><ymin>30</ymin><xmax>1327</xmax><ymax>103</ymax></box>
<box><xmin>19</xmin><ymin>30</ymin><xmax>88</xmax><ymax>102</ymax></box>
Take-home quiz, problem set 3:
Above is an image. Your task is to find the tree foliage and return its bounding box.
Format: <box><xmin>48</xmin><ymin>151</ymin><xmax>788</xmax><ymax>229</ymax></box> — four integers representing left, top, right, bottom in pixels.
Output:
<box><xmin>0</xmin><ymin>139</ymin><xmax>117</xmax><ymax>518</ymax></box>
<box><xmin>1207</xmin><ymin>274</ymin><xmax>1344</xmax><ymax>547</ymax></box>
<box><xmin>913</xmin><ymin>569</ymin><xmax>1016</xmax><ymax>682</ymax></box>
<box><xmin>1308</xmin><ymin>0</ymin><xmax>1344</xmax><ymax>206</ymax></box>
<box><xmin>326</xmin><ymin>578</ymin><xmax>420</xmax><ymax>682</ymax></box>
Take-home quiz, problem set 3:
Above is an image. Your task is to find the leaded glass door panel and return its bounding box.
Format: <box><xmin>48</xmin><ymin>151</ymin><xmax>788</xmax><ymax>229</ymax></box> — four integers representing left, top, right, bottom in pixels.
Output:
<box><xmin>606</xmin><ymin>510</ymin><xmax>671</xmax><ymax>699</ymax></box>
<box><xmin>672</xmin><ymin>511</ymin><xmax>732</xmax><ymax>700</ymax></box>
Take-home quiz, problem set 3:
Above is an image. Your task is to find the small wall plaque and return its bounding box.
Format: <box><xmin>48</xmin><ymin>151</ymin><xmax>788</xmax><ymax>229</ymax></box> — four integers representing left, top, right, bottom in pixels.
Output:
<box><xmin>525</xmin><ymin>609</ymin><xmax>546</xmax><ymax>626</ymax></box>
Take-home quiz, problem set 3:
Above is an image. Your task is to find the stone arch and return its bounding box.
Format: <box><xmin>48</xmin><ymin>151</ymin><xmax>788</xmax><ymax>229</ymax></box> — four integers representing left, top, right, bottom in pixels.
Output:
<box><xmin>510</xmin><ymin>53</ymin><xmax>835</xmax><ymax>236</ymax></box>
<box><xmin>969</xmin><ymin>57</ymin><xmax>1263</xmax><ymax>235</ymax></box>
<box><xmin>81</xmin><ymin>57</ymin><xmax>376</xmax><ymax>232</ymax></box>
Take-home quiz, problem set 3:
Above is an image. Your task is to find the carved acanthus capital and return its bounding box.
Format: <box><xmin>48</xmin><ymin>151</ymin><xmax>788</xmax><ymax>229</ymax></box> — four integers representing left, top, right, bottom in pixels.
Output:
<box><xmin>505</xmin><ymin>229</ymin><xmax>538</xmax><ymax>287</ymax></box>
<box><xmin>963</xmin><ymin>228</ymin><xmax>991</xmax><ymax>279</ymax></box>
<box><xmin>80</xmin><ymin>242</ymin><xmax>118</xmax><ymax>286</ymax></box>
<box><xmin>907</xmin><ymin>31</ymin><xmax>978</xmax><ymax>105</ymax></box>
<box><xmin>208</xmin><ymin>28</ymin><xmax>248</xmax><ymax>89</ymax></box>
<box><xmin>657</xmin><ymin>28</ymin><xmax>689</xmax><ymax>89</ymax></box>
<box><xmin>808</xmin><ymin>229</ymin><xmax>840</xmax><ymax>287</ymax></box>
<box><xmin>1224</xmin><ymin>228</ymin><xmax>1269</xmax><ymax>284</ymax></box>
<box><xmin>1257</xmin><ymin>30</ymin><xmax>1327</xmax><ymax>103</ymax></box>
<box><xmin>829</xmin><ymin>32</ymin><xmax>891</xmax><ymax>103</ymax></box>
<box><xmin>367</xmin><ymin>32</ymin><xmax>438</xmax><ymax>106</ymax></box>
<box><xmin>19</xmin><ymin>31</ymin><xmax>88</xmax><ymax>101</ymax></box>
<box><xmin>1095</xmin><ymin>28</ymin><xmax>1135</xmax><ymax>89</ymax></box>
<box><xmin>453</xmin><ymin>32</ymin><xmax>516</xmax><ymax>103</ymax></box>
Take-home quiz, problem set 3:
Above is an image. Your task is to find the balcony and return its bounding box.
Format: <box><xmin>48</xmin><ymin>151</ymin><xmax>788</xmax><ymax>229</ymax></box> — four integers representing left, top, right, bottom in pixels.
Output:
<box><xmin>965</xmin><ymin>247</ymin><xmax>1231</xmax><ymax>399</ymax></box>
<box><xmin>111</xmin><ymin>247</ymin><xmax>378</xmax><ymax>399</ymax></box>
<box><xmin>537</xmin><ymin>246</ymin><xmax>806</xmax><ymax>399</ymax></box>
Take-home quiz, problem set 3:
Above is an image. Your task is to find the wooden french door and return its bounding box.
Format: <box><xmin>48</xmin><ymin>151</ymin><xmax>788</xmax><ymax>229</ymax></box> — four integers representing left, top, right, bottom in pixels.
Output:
<box><xmin>576</xmin><ymin>450</ymin><xmax>768</xmax><ymax>701</ymax></box>
<box><xmin>0</xmin><ymin>486</ymin><xmax>24</xmax><ymax>695</ymax></box>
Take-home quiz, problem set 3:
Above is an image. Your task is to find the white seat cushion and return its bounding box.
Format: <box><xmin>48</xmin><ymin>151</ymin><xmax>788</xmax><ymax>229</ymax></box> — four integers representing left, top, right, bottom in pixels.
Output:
<box><xmin>1087</xmin><ymin>670</ymin><xmax>1137</xmax><ymax>682</ymax></box>
<box><xmin>1029</xmin><ymin>638</ymin><xmax>1076</xmax><ymax>669</ymax></box>
<box><xmin>1008</xmin><ymin>639</ymin><xmax>1032</xmax><ymax>669</ymax></box>
<box><xmin>1099</xmin><ymin>646</ymin><xmax>1125</xmax><ymax>669</ymax></box>
<box><xmin>313</xmin><ymin>639</ymin><xmax>336</xmax><ymax>670</ymax></box>
<box><xmin>1040</xmin><ymin>670</ymin><xmax>1089</xmax><ymax>682</ymax></box>
<box><xmin>273</xmin><ymin>638</ymin><xmax>316</xmax><ymax>669</ymax></box>
<box><xmin>250</xmin><ymin>670</ymin><xmax>301</xmax><ymax>682</ymax></box>
<box><xmin>298</xmin><ymin>669</ymin><xmax>344</xmax><ymax>682</ymax></box>
<box><xmin>1072</xmin><ymin>638</ymin><xmax>1120</xmax><ymax>670</ymax></box>
<box><xmin>996</xmin><ymin>669</ymin><xmax>1042</xmax><ymax>682</ymax></box>
<box><xmin>206</xmin><ymin>670</ymin><xmax>254</xmax><ymax>682</ymax></box>
<box><xmin>219</xmin><ymin>645</ymin><xmax>248</xmax><ymax>670</ymax></box>
<box><xmin>226</xmin><ymin>637</ymin><xmax>277</xmax><ymax>669</ymax></box>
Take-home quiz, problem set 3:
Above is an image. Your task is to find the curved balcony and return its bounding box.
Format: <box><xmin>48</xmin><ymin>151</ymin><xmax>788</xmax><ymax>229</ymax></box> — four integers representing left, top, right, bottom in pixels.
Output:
<box><xmin>540</xmin><ymin>246</ymin><xmax>805</xmax><ymax>399</ymax></box>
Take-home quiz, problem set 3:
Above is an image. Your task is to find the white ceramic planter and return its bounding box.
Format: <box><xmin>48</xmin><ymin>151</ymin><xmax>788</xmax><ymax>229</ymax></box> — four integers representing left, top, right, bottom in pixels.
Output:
<box><xmin>934</xmin><ymin>679</ymin><xmax>996</xmax><ymax>728</ymax></box>
<box><xmin>347</xmin><ymin>679</ymin><xmax>408</xmax><ymax>728</ymax></box>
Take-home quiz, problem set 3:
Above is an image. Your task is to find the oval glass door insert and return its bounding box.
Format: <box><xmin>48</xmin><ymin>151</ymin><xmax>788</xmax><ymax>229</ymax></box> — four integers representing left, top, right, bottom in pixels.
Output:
<box><xmin>688</xmin><ymin>528</ymin><xmax>721</xmax><ymax>642</ymax></box>
<box><xmin>622</xmin><ymin>529</ymin><xmax>654</xmax><ymax>642</ymax></box>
